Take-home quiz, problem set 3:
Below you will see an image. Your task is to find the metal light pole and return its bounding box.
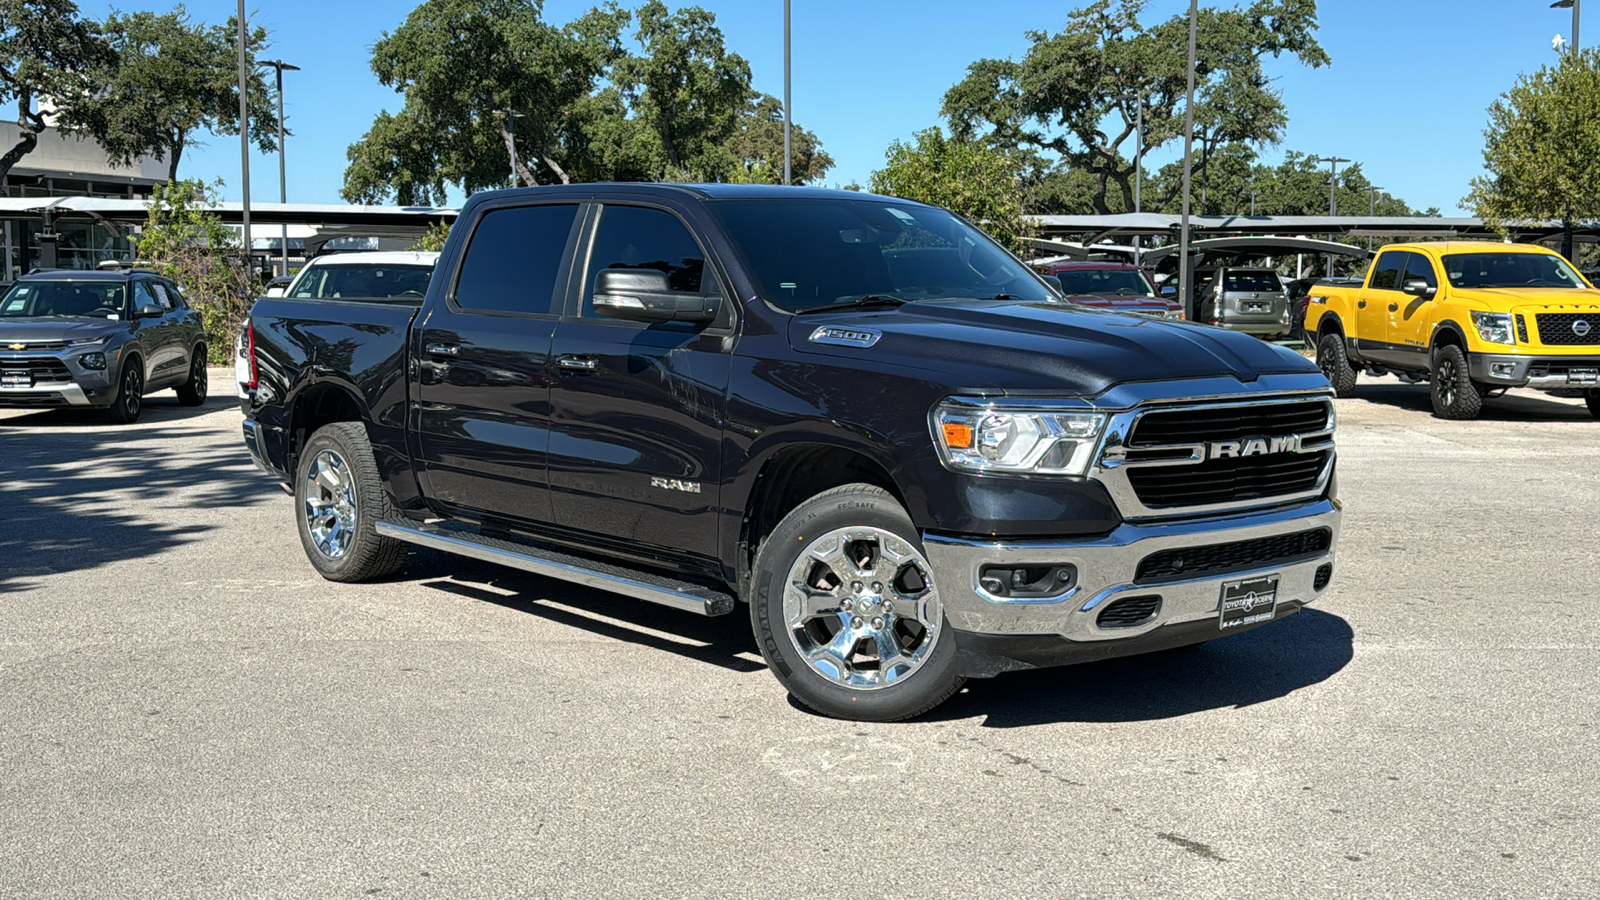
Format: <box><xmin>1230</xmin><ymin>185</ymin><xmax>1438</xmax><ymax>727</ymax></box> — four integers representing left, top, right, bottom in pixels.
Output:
<box><xmin>1317</xmin><ymin>155</ymin><xmax>1349</xmax><ymax>275</ymax></box>
<box><xmin>1553</xmin><ymin>0</ymin><xmax>1580</xmax><ymax>50</ymax></box>
<box><xmin>1367</xmin><ymin>185</ymin><xmax>1382</xmax><ymax>252</ymax></box>
<box><xmin>263</xmin><ymin>60</ymin><xmax>299</xmax><ymax>277</ymax></box>
<box><xmin>236</xmin><ymin>0</ymin><xmax>251</xmax><ymax>264</ymax></box>
<box><xmin>497</xmin><ymin>109</ymin><xmax>524</xmax><ymax>186</ymax></box>
<box><xmin>1122</xmin><ymin>88</ymin><xmax>1143</xmax><ymax>262</ymax></box>
<box><xmin>783</xmin><ymin>0</ymin><xmax>792</xmax><ymax>185</ymax></box>
<box><xmin>1178</xmin><ymin>0</ymin><xmax>1198</xmax><ymax>320</ymax></box>
<box><xmin>1249</xmin><ymin>189</ymin><xmax>1259</xmax><ymax>216</ymax></box>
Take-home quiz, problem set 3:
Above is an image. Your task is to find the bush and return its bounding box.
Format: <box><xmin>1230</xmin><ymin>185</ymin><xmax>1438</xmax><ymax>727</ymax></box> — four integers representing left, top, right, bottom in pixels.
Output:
<box><xmin>135</xmin><ymin>180</ymin><xmax>262</xmax><ymax>364</ymax></box>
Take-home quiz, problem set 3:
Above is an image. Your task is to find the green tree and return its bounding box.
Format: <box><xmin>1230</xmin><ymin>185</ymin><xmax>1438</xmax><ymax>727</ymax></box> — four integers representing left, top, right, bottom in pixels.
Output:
<box><xmin>1465</xmin><ymin>49</ymin><xmax>1600</xmax><ymax>258</ymax></box>
<box><xmin>343</xmin><ymin>0</ymin><xmax>628</xmax><ymax>204</ymax></box>
<box><xmin>135</xmin><ymin>180</ymin><xmax>258</xmax><ymax>363</ymax></box>
<box><xmin>0</xmin><ymin>0</ymin><xmax>105</xmax><ymax>184</ymax></box>
<box><xmin>869</xmin><ymin>127</ymin><xmax>1031</xmax><ymax>255</ymax></box>
<box><xmin>58</xmin><ymin>6</ymin><xmax>280</xmax><ymax>184</ymax></box>
<box><xmin>408</xmin><ymin>219</ymin><xmax>452</xmax><ymax>252</ymax></box>
<box><xmin>942</xmin><ymin>0</ymin><xmax>1328</xmax><ymax>214</ymax></box>
<box><xmin>724</xmin><ymin>94</ymin><xmax>832</xmax><ymax>184</ymax></box>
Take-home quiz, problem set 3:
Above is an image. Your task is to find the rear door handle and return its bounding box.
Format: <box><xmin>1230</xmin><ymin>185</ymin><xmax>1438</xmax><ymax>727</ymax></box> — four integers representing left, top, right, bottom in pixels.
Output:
<box><xmin>1357</xmin><ymin>300</ymin><xmax>1367</xmax><ymax>309</ymax></box>
<box><xmin>425</xmin><ymin>343</ymin><xmax>459</xmax><ymax>358</ymax></box>
<box><xmin>1388</xmin><ymin>303</ymin><xmax>1399</xmax><ymax>312</ymax></box>
<box><xmin>558</xmin><ymin>355</ymin><xmax>598</xmax><ymax>372</ymax></box>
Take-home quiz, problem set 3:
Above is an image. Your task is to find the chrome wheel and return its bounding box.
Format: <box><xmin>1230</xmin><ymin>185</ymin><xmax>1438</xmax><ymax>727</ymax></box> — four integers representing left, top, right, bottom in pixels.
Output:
<box><xmin>783</xmin><ymin>527</ymin><xmax>942</xmax><ymax>691</ymax></box>
<box><xmin>303</xmin><ymin>449</ymin><xmax>358</xmax><ymax>560</ymax></box>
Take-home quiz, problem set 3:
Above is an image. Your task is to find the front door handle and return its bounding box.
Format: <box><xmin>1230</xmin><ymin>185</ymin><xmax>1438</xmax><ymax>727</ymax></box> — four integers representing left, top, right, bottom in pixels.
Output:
<box><xmin>425</xmin><ymin>343</ymin><xmax>459</xmax><ymax>358</ymax></box>
<box><xmin>1388</xmin><ymin>303</ymin><xmax>1399</xmax><ymax>312</ymax></box>
<box><xmin>558</xmin><ymin>355</ymin><xmax>599</xmax><ymax>373</ymax></box>
<box><xmin>1357</xmin><ymin>300</ymin><xmax>1367</xmax><ymax>309</ymax></box>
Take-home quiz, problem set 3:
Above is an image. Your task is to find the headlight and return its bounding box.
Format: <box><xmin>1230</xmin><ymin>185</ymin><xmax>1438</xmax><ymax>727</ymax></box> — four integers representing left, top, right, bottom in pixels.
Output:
<box><xmin>78</xmin><ymin>352</ymin><xmax>107</xmax><ymax>370</ymax></box>
<box><xmin>68</xmin><ymin>336</ymin><xmax>109</xmax><ymax>347</ymax></box>
<box><xmin>1163</xmin><ymin>309</ymin><xmax>1186</xmax><ymax>320</ymax></box>
<box><xmin>932</xmin><ymin>402</ymin><xmax>1107</xmax><ymax>476</ymax></box>
<box><xmin>1471</xmin><ymin>311</ymin><xmax>1516</xmax><ymax>345</ymax></box>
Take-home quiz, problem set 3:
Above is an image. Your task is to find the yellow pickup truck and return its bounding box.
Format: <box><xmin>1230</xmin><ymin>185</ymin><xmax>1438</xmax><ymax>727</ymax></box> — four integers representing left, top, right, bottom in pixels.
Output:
<box><xmin>1305</xmin><ymin>241</ymin><xmax>1600</xmax><ymax>419</ymax></box>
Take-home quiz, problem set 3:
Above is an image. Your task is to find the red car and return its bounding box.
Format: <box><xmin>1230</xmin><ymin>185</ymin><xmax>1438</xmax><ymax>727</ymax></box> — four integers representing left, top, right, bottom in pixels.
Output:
<box><xmin>1041</xmin><ymin>261</ymin><xmax>1186</xmax><ymax>319</ymax></box>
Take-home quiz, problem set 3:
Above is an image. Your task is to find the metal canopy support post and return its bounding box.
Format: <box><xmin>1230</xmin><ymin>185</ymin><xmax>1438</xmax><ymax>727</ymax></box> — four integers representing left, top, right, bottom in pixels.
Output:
<box><xmin>236</xmin><ymin>0</ymin><xmax>251</xmax><ymax>265</ymax></box>
<box><xmin>783</xmin><ymin>0</ymin><xmax>792</xmax><ymax>186</ymax></box>
<box><xmin>265</xmin><ymin>60</ymin><xmax>299</xmax><ymax>278</ymax></box>
<box><xmin>1177</xmin><ymin>0</ymin><xmax>1198</xmax><ymax>320</ymax></box>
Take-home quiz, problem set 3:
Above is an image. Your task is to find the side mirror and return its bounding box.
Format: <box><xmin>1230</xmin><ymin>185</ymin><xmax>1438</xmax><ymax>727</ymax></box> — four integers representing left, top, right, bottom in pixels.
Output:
<box><xmin>1401</xmin><ymin>278</ymin><xmax>1436</xmax><ymax>298</ymax></box>
<box><xmin>593</xmin><ymin>269</ymin><xmax>716</xmax><ymax>324</ymax></box>
<box><xmin>1040</xmin><ymin>274</ymin><xmax>1064</xmax><ymax>294</ymax></box>
<box><xmin>1160</xmin><ymin>285</ymin><xmax>1177</xmax><ymax>297</ymax></box>
<box><xmin>136</xmin><ymin>304</ymin><xmax>164</xmax><ymax>318</ymax></box>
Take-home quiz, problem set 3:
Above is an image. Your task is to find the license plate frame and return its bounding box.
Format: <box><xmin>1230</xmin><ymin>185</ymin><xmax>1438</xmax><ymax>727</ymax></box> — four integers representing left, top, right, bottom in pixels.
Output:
<box><xmin>1219</xmin><ymin>576</ymin><xmax>1279</xmax><ymax>631</ymax></box>
<box><xmin>0</xmin><ymin>371</ymin><xmax>31</xmax><ymax>389</ymax></box>
<box><xmin>1566</xmin><ymin>368</ymin><xmax>1598</xmax><ymax>386</ymax></box>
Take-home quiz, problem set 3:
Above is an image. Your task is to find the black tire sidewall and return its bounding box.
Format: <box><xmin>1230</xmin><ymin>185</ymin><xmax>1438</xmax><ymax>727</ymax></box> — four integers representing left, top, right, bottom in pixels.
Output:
<box><xmin>1317</xmin><ymin>332</ymin><xmax>1357</xmax><ymax>398</ymax></box>
<box><xmin>294</xmin><ymin>422</ymin><xmax>400</xmax><ymax>582</ymax></box>
<box><xmin>1430</xmin><ymin>345</ymin><xmax>1482</xmax><ymax>419</ymax></box>
<box><xmin>750</xmin><ymin>485</ymin><xmax>962</xmax><ymax>722</ymax></box>
<box><xmin>107</xmin><ymin>358</ymin><xmax>143</xmax><ymax>423</ymax></box>
<box><xmin>177</xmin><ymin>347</ymin><xmax>207</xmax><ymax>405</ymax></box>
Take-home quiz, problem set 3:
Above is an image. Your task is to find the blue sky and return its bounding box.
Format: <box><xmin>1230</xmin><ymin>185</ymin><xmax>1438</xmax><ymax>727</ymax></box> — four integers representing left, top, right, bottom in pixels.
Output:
<box><xmin>76</xmin><ymin>0</ymin><xmax>1582</xmax><ymax>214</ymax></box>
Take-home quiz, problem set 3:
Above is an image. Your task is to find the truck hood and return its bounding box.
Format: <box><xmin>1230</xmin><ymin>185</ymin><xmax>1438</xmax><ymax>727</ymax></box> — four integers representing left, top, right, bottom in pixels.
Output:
<box><xmin>0</xmin><ymin>317</ymin><xmax>127</xmax><ymax>343</ymax></box>
<box><xmin>1448</xmin><ymin>287</ymin><xmax>1600</xmax><ymax>312</ymax></box>
<box><xmin>1065</xmin><ymin>294</ymin><xmax>1178</xmax><ymax>311</ymax></box>
<box><xmin>788</xmin><ymin>299</ymin><xmax>1316</xmax><ymax>397</ymax></box>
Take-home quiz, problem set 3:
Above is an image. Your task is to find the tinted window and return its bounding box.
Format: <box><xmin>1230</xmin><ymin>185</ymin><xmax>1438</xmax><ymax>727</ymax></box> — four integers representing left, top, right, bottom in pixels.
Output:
<box><xmin>454</xmin><ymin>204</ymin><xmax>579</xmax><ymax>314</ymax></box>
<box><xmin>583</xmin><ymin>205</ymin><xmax>705</xmax><ymax>316</ymax></box>
<box><xmin>1369</xmin><ymin>252</ymin><xmax>1406</xmax><ymax>290</ymax></box>
<box><xmin>1053</xmin><ymin>268</ymin><xmax>1153</xmax><ymax>296</ymax></box>
<box><xmin>0</xmin><ymin>281</ymin><xmax>125</xmax><ymax>318</ymax></box>
<box><xmin>1402</xmin><ymin>254</ymin><xmax>1437</xmax><ymax>289</ymax></box>
<box><xmin>133</xmin><ymin>280</ymin><xmax>161</xmax><ymax>309</ymax></box>
<box><xmin>1222</xmin><ymin>271</ymin><xmax>1284</xmax><ymax>293</ymax></box>
<box><xmin>292</xmin><ymin>263</ymin><xmax>435</xmax><ymax>300</ymax></box>
<box><xmin>149</xmin><ymin>283</ymin><xmax>174</xmax><ymax>310</ymax></box>
<box><xmin>711</xmin><ymin>198</ymin><xmax>1052</xmax><ymax>312</ymax></box>
<box><xmin>1441</xmin><ymin>252</ymin><xmax>1587</xmax><ymax>289</ymax></box>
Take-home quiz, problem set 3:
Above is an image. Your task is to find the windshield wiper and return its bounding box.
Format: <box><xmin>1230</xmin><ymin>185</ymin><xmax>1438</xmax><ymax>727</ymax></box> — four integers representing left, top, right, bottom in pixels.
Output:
<box><xmin>796</xmin><ymin>294</ymin><xmax>911</xmax><ymax>315</ymax></box>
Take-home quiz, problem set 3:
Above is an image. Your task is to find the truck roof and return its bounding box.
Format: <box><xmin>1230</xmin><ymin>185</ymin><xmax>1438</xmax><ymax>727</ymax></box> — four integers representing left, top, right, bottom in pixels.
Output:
<box><xmin>307</xmin><ymin>251</ymin><xmax>440</xmax><ymax>267</ymax></box>
<box><xmin>466</xmin><ymin>183</ymin><xmax>917</xmax><ymax>206</ymax></box>
<box><xmin>1377</xmin><ymin>241</ymin><xmax>1558</xmax><ymax>257</ymax></box>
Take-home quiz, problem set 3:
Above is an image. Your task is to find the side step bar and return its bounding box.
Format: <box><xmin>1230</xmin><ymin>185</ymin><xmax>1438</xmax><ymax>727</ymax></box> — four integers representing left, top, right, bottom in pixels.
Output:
<box><xmin>375</xmin><ymin>520</ymin><xmax>736</xmax><ymax>617</ymax></box>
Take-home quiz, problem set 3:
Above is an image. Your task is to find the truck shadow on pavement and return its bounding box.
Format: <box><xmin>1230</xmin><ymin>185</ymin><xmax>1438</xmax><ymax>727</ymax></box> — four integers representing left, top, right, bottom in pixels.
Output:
<box><xmin>925</xmin><ymin>607</ymin><xmax>1355</xmax><ymax>728</ymax></box>
<box><xmin>0</xmin><ymin>398</ymin><xmax>281</xmax><ymax>593</ymax></box>
<box><xmin>1352</xmin><ymin>383</ymin><xmax>1594</xmax><ymax>422</ymax></box>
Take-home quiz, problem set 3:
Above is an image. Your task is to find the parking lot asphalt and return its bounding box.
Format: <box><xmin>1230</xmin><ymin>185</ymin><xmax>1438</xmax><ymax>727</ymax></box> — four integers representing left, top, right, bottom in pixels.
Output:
<box><xmin>1</xmin><ymin>373</ymin><xmax>1595</xmax><ymax>899</ymax></box>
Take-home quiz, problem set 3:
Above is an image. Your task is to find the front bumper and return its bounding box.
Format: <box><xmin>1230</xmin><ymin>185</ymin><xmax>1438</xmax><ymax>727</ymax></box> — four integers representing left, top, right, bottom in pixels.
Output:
<box><xmin>0</xmin><ymin>349</ymin><xmax>114</xmax><ymax>408</ymax></box>
<box><xmin>924</xmin><ymin>499</ymin><xmax>1340</xmax><ymax>675</ymax></box>
<box><xmin>1469</xmin><ymin>352</ymin><xmax>1600</xmax><ymax>389</ymax></box>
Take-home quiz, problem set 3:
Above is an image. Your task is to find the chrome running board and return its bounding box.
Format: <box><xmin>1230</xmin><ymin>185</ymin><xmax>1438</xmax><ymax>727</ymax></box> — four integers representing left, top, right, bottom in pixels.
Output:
<box><xmin>375</xmin><ymin>520</ymin><xmax>736</xmax><ymax>616</ymax></box>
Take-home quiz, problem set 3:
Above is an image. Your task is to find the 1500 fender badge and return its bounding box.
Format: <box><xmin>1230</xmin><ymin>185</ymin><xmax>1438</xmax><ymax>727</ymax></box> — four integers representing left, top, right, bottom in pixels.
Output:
<box><xmin>809</xmin><ymin>326</ymin><xmax>882</xmax><ymax>348</ymax></box>
<box><xmin>651</xmin><ymin>477</ymin><xmax>702</xmax><ymax>494</ymax></box>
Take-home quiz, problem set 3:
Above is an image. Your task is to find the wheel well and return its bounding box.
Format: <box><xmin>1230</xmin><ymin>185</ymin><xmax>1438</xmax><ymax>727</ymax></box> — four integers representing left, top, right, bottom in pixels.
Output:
<box><xmin>288</xmin><ymin>384</ymin><xmax>365</xmax><ymax>472</ymax></box>
<box><xmin>737</xmin><ymin>445</ymin><xmax>906</xmax><ymax>595</ymax></box>
<box><xmin>1317</xmin><ymin>313</ymin><xmax>1345</xmax><ymax>339</ymax></box>
<box><xmin>1431</xmin><ymin>323</ymin><xmax>1466</xmax><ymax>357</ymax></box>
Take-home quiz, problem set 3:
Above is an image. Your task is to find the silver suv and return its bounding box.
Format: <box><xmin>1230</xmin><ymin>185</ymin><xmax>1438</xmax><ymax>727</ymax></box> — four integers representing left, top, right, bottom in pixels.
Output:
<box><xmin>1197</xmin><ymin>267</ymin><xmax>1292</xmax><ymax>339</ymax></box>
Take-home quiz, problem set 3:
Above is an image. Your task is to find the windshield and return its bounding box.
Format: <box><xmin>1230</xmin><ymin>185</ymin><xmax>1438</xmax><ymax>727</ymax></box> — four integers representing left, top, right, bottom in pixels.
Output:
<box><xmin>710</xmin><ymin>198</ymin><xmax>1053</xmax><ymax>313</ymax></box>
<box><xmin>289</xmin><ymin>263</ymin><xmax>434</xmax><ymax>299</ymax></box>
<box><xmin>0</xmin><ymin>281</ymin><xmax>126</xmax><ymax>318</ymax></box>
<box><xmin>1222</xmin><ymin>272</ymin><xmax>1284</xmax><ymax>293</ymax></box>
<box><xmin>1441</xmin><ymin>253</ymin><xmax>1589</xmax><ymax>289</ymax></box>
<box><xmin>1055</xmin><ymin>268</ymin><xmax>1154</xmax><ymax>296</ymax></box>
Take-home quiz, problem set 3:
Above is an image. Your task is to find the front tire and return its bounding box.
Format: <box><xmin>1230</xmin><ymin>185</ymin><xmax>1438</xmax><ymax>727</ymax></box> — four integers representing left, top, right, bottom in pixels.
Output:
<box><xmin>104</xmin><ymin>358</ymin><xmax>143</xmax><ymax>424</ymax></box>
<box><xmin>1316</xmin><ymin>333</ymin><xmax>1358</xmax><ymax>398</ymax></box>
<box><xmin>1430</xmin><ymin>344</ymin><xmax>1483</xmax><ymax>420</ymax></box>
<box><xmin>295</xmin><ymin>422</ymin><xmax>407</xmax><ymax>582</ymax></box>
<box><xmin>749</xmin><ymin>484</ymin><xmax>964</xmax><ymax>722</ymax></box>
<box><xmin>175</xmin><ymin>347</ymin><xmax>208</xmax><ymax>406</ymax></box>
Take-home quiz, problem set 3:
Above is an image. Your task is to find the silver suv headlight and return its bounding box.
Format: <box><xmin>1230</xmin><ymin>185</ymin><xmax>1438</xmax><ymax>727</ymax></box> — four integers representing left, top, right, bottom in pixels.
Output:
<box><xmin>932</xmin><ymin>401</ymin><xmax>1107</xmax><ymax>476</ymax></box>
<box><xmin>1471</xmin><ymin>311</ymin><xmax>1516</xmax><ymax>345</ymax></box>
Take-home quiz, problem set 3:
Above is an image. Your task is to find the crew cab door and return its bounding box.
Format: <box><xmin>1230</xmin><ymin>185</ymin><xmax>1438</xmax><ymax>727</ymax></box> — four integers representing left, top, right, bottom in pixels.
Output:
<box><xmin>1354</xmin><ymin>250</ymin><xmax>1407</xmax><ymax>364</ymax></box>
<box><xmin>544</xmin><ymin>202</ymin><xmax>733</xmax><ymax>562</ymax></box>
<box><xmin>410</xmin><ymin>202</ymin><xmax>583</xmax><ymax>523</ymax></box>
<box><xmin>1392</xmin><ymin>252</ymin><xmax>1439</xmax><ymax>363</ymax></box>
<box><xmin>130</xmin><ymin>278</ymin><xmax>185</xmax><ymax>385</ymax></box>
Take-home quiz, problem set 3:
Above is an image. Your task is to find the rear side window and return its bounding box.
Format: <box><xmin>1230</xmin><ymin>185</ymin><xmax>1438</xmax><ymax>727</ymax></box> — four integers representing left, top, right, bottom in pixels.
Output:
<box><xmin>1369</xmin><ymin>252</ymin><xmax>1406</xmax><ymax>290</ymax></box>
<box><xmin>1402</xmin><ymin>253</ymin><xmax>1437</xmax><ymax>289</ymax></box>
<box><xmin>582</xmin><ymin>205</ymin><xmax>706</xmax><ymax>317</ymax></box>
<box><xmin>454</xmin><ymin>204</ymin><xmax>579</xmax><ymax>315</ymax></box>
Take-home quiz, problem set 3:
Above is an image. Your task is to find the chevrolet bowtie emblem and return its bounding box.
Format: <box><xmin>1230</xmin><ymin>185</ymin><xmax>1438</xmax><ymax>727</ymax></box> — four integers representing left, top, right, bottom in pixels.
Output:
<box><xmin>7</xmin><ymin>343</ymin><xmax>24</xmax><ymax>351</ymax></box>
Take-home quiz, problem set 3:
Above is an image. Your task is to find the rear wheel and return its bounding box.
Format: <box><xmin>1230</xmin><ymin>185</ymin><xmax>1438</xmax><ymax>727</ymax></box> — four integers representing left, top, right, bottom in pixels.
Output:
<box><xmin>1430</xmin><ymin>344</ymin><xmax>1483</xmax><ymax>420</ymax></box>
<box><xmin>104</xmin><ymin>358</ymin><xmax>143</xmax><ymax>424</ymax></box>
<box><xmin>175</xmin><ymin>346</ymin><xmax>208</xmax><ymax>406</ymax></box>
<box><xmin>295</xmin><ymin>422</ymin><xmax>407</xmax><ymax>582</ymax></box>
<box><xmin>1316</xmin><ymin>333</ymin><xmax>1358</xmax><ymax>398</ymax></box>
<box><xmin>750</xmin><ymin>484</ymin><xmax>964</xmax><ymax>722</ymax></box>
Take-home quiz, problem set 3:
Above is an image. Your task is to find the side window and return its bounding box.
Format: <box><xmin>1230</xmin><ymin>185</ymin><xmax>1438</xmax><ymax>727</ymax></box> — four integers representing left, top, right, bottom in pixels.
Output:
<box><xmin>132</xmin><ymin>281</ymin><xmax>160</xmax><ymax>310</ymax></box>
<box><xmin>1369</xmin><ymin>252</ymin><xmax>1406</xmax><ymax>291</ymax></box>
<box><xmin>453</xmin><ymin>204</ymin><xmax>579</xmax><ymax>315</ymax></box>
<box><xmin>162</xmin><ymin>281</ymin><xmax>188</xmax><ymax>308</ymax></box>
<box><xmin>583</xmin><ymin>205</ymin><xmax>707</xmax><ymax>317</ymax></box>
<box><xmin>150</xmin><ymin>283</ymin><xmax>174</xmax><ymax>310</ymax></box>
<box><xmin>1402</xmin><ymin>253</ymin><xmax>1437</xmax><ymax>289</ymax></box>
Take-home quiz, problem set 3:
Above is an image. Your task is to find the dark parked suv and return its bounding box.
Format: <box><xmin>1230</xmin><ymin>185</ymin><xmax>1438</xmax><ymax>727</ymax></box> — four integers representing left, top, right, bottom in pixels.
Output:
<box><xmin>0</xmin><ymin>268</ymin><xmax>208</xmax><ymax>423</ymax></box>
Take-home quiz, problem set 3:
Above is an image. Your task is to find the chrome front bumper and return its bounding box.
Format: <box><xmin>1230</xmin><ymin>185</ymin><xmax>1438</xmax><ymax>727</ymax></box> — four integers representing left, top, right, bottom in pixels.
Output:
<box><xmin>924</xmin><ymin>499</ymin><xmax>1340</xmax><ymax>641</ymax></box>
<box><xmin>1470</xmin><ymin>352</ymin><xmax>1600</xmax><ymax>389</ymax></box>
